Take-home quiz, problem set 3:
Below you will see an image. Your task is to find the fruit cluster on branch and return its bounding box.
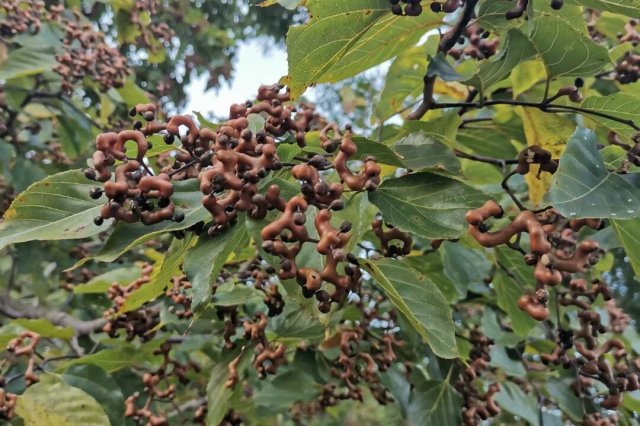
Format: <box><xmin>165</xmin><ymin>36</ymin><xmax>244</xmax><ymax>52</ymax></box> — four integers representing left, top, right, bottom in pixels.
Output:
<box><xmin>455</xmin><ymin>330</ymin><xmax>500</xmax><ymax>426</ymax></box>
<box><xmin>0</xmin><ymin>332</ymin><xmax>40</xmax><ymax>420</ymax></box>
<box><xmin>85</xmin><ymin>85</ymin><xmax>385</xmax><ymax>312</ymax></box>
<box><xmin>459</xmin><ymin>142</ymin><xmax>640</xmax><ymax>417</ymax></box>
<box><xmin>467</xmin><ymin>198</ymin><xmax>601</xmax><ymax>321</ymax></box>
<box><xmin>448</xmin><ymin>24</ymin><xmax>498</xmax><ymax>60</ymax></box>
<box><xmin>538</xmin><ymin>278</ymin><xmax>640</xmax><ymax>412</ymax></box>
<box><xmin>102</xmin><ymin>263</ymin><xmax>161</xmax><ymax>341</ymax></box>
<box><xmin>0</xmin><ymin>1</ymin><xmax>130</xmax><ymax>93</ymax></box>
<box><xmin>130</xmin><ymin>0</ymin><xmax>174</xmax><ymax>53</ymax></box>
<box><xmin>0</xmin><ymin>0</ymin><xmax>60</xmax><ymax>37</ymax></box>
<box><xmin>125</xmin><ymin>342</ymin><xmax>201</xmax><ymax>426</ymax></box>
<box><xmin>55</xmin><ymin>12</ymin><xmax>130</xmax><ymax>93</ymax></box>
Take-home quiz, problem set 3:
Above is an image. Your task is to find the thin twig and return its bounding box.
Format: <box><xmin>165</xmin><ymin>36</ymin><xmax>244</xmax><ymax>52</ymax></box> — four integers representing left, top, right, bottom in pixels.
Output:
<box><xmin>454</xmin><ymin>149</ymin><xmax>518</xmax><ymax>167</ymax></box>
<box><xmin>431</xmin><ymin>99</ymin><xmax>640</xmax><ymax>131</ymax></box>
<box><xmin>168</xmin><ymin>159</ymin><xmax>199</xmax><ymax>177</ymax></box>
<box><xmin>460</xmin><ymin>117</ymin><xmax>493</xmax><ymax>128</ymax></box>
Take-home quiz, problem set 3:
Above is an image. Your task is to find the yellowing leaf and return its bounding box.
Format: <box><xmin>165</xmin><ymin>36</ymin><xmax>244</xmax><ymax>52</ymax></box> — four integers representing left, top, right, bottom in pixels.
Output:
<box><xmin>516</xmin><ymin>107</ymin><xmax>573</xmax><ymax>206</ymax></box>
<box><xmin>378</xmin><ymin>163</ymin><xmax>397</xmax><ymax>178</ymax></box>
<box><xmin>511</xmin><ymin>60</ymin><xmax>546</xmax><ymax>97</ymax></box>
<box><xmin>433</xmin><ymin>80</ymin><xmax>468</xmax><ymax>100</ymax></box>
<box><xmin>16</xmin><ymin>375</ymin><xmax>110</xmax><ymax>426</ymax></box>
<box><xmin>23</xmin><ymin>103</ymin><xmax>54</xmax><ymax>119</ymax></box>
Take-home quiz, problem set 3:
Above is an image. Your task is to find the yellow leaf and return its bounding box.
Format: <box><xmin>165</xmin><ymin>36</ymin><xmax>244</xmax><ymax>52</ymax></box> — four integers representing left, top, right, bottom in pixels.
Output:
<box><xmin>516</xmin><ymin>107</ymin><xmax>573</xmax><ymax>206</ymax></box>
<box><xmin>379</xmin><ymin>163</ymin><xmax>397</xmax><ymax>179</ymax></box>
<box><xmin>23</xmin><ymin>103</ymin><xmax>54</xmax><ymax>119</ymax></box>
<box><xmin>511</xmin><ymin>60</ymin><xmax>546</xmax><ymax>97</ymax></box>
<box><xmin>433</xmin><ymin>80</ymin><xmax>468</xmax><ymax>100</ymax></box>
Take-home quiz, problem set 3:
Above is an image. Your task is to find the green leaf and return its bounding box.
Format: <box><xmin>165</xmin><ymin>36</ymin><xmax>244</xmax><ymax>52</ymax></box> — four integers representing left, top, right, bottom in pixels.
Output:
<box><xmin>0</xmin><ymin>46</ymin><xmax>57</xmax><ymax>80</ymax></box>
<box><xmin>611</xmin><ymin>219</ymin><xmax>640</xmax><ymax>279</ymax></box>
<box><xmin>375</xmin><ymin>43</ymin><xmax>433</xmax><ymax>122</ymax></box>
<box><xmin>530</xmin><ymin>15</ymin><xmax>610</xmax><ymax>78</ymax></box>
<box><xmin>58</xmin><ymin>341</ymin><xmax>163</xmax><ymax>373</ymax></box>
<box><xmin>212</xmin><ymin>281</ymin><xmax>262</xmax><ymax>307</ymax></box>
<box><xmin>581</xmin><ymin>94</ymin><xmax>640</xmax><ymax>141</ymax></box>
<box><xmin>333</xmin><ymin>191</ymin><xmax>376</xmax><ymax>253</ymax></box>
<box><xmin>494</xmin><ymin>247</ymin><xmax>537</xmax><ymax>336</ymax></box>
<box><xmin>15</xmin><ymin>375</ymin><xmax>110</xmax><ymax>426</ymax></box>
<box><xmin>277</xmin><ymin>143</ymin><xmax>302</xmax><ymax>163</ymax></box>
<box><xmin>536</xmin><ymin>2</ymin><xmax>589</xmax><ymax>32</ymax></box>
<box><xmin>493</xmin><ymin>272</ymin><xmax>538</xmax><ymax>337</ymax></box>
<box><xmin>207</xmin><ymin>348</ymin><xmax>253</xmax><ymax>425</ymax></box>
<box><xmin>426</xmin><ymin>52</ymin><xmax>462</xmax><ymax>82</ymax></box>
<box><xmin>401</xmin><ymin>254</ymin><xmax>459</xmax><ymax>303</ymax></box>
<box><xmin>11</xmin><ymin>319</ymin><xmax>74</xmax><ymax>340</ymax></box>
<box><xmin>193</xmin><ymin>111</ymin><xmax>220</xmax><ymax>130</ymax></box>
<box><xmin>393</xmin><ymin>133</ymin><xmax>461</xmax><ymax>173</ymax></box>
<box><xmin>494</xmin><ymin>381</ymin><xmax>539</xmax><ymax>425</ymax></box>
<box><xmin>363</xmin><ymin>258</ymin><xmax>458</xmax><ymax>358</ymax></box>
<box><xmin>368</xmin><ymin>172</ymin><xmax>487</xmax><ymax>239</ymax></box>
<box><xmin>62</xmin><ymin>365</ymin><xmax>125</xmax><ymax>426</ymax></box>
<box><xmin>248</xmin><ymin>113</ymin><xmax>266</xmax><ymax>134</ymax></box>
<box><xmin>116</xmin><ymin>78</ymin><xmax>150</xmax><ymax>106</ymax></box>
<box><xmin>73</xmin><ymin>267</ymin><xmax>141</xmax><ymax>294</ymax></box>
<box><xmin>353</xmin><ymin>137</ymin><xmax>405</xmax><ymax>167</ymax></box>
<box><xmin>547</xmin><ymin>128</ymin><xmax>640</xmax><ymax>219</ymax></box>
<box><xmin>489</xmin><ymin>346</ymin><xmax>526</xmax><ymax>377</ymax></box>
<box><xmin>119</xmin><ymin>234</ymin><xmax>195</xmax><ymax>314</ymax></box>
<box><xmin>124</xmin><ymin>135</ymin><xmax>175</xmax><ymax>159</ymax></box>
<box><xmin>254</xmin><ymin>369</ymin><xmax>319</xmax><ymax>413</ymax></box>
<box><xmin>380</xmin><ymin>365</ymin><xmax>411</xmax><ymax>415</ymax></box>
<box><xmin>457</xmin><ymin>124</ymin><xmax>520</xmax><ymax>159</ymax></box>
<box><xmin>270</xmin><ymin>305</ymin><xmax>325</xmax><ymax>341</ymax></box>
<box><xmin>465</xmin><ymin>29</ymin><xmax>536</xmax><ymax>94</ymax></box>
<box><xmin>407</xmin><ymin>377</ymin><xmax>462</xmax><ymax>426</ymax></box>
<box><xmin>567</xmin><ymin>0</ymin><xmax>640</xmax><ymax>18</ymax></box>
<box><xmin>75</xmin><ymin>179</ymin><xmax>209</xmax><ymax>266</ymax></box>
<box><xmin>601</xmin><ymin>145</ymin><xmax>635</xmax><ymax>172</ymax></box>
<box><xmin>184</xmin><ymin>218</ymin><xmax>250</xmax><ymax>312</ymax></box>
<box><xmin>0</xmin><ymin>170</ymin><xmax>110</xmax><ymax>251</ymax></box>
<box><xmin>259</xmin><ymin>0</ymin><xmax>302</xmax><ymax>10</ymax></box>
<box><xmin>543</xmin><ymin>378</ymin><xmax>586</xmax><ymax>422</ymax></box>
<box><xmin>481</xmin><ymin>308</ymin><xmax>523</xmax><ymax>347</ymax></box>
<box><xmin>440</xmin><ymin>242</ymin><xmax>491</xmax><ymax>298</ymax></box>
<box><xmin>282</xmin><ymin>0</ymin><xmax>441</xmax><ymax>97</ymax></box>
<box><xmin>397</xmin><ymin>112</ymin><xmax>463</xmax><ymax>146</ymax></box>
<box><xmin>476</xmin><ymin>0</ymin><xmax>515</xmax><ymax>32</ymax></box>
<box><xmin>57</xmin><ymin>102</ymin><xmax>93</xmax><ymax>158</ymax></box>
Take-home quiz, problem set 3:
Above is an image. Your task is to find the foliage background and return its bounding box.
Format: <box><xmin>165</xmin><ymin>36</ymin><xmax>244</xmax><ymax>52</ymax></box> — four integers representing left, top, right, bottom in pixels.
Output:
<box><xmin>1</xmin><ymin>0</ymin><xmax>640</xmax><ymax>425</ymax></box>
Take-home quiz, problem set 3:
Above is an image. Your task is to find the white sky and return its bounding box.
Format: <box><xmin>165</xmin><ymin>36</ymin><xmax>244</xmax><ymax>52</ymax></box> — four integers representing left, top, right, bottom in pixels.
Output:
<box><xmin>184</xmin><ymin>39</ymin><xmax>293</xmax><ymax>118</ymax></box>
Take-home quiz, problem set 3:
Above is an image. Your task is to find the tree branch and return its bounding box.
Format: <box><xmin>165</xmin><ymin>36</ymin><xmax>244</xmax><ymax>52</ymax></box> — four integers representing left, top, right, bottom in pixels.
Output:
<box><xmin>438</xmin><ymin>0</ymin><xmax>479</xmax><ymax>53</ymax></box>
<box><xmin>166</xmin><ymin>397</ymin><xmax>207</xmax><ymax>419</ymax></box>
<box><xmin>408</xmin><ymin>0</ymin><xmax>479</xmax><ymax>120</ymax></box>
<box><xmin>432</xmin><ymin>99</ymin><xmax>640</xmax><ymax>132</ymax></box>
<box><xmin>0</xmin><ymin>296</ymin><xmax>105</xmax><ymax>336</ymax></box>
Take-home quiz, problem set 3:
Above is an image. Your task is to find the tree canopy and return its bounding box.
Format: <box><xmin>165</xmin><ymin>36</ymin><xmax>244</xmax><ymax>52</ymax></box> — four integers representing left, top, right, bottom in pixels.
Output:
<box><xmin>1</xmin><ymin>0</ymin><xmax>640</xmax><ymax>425</ymax></box>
